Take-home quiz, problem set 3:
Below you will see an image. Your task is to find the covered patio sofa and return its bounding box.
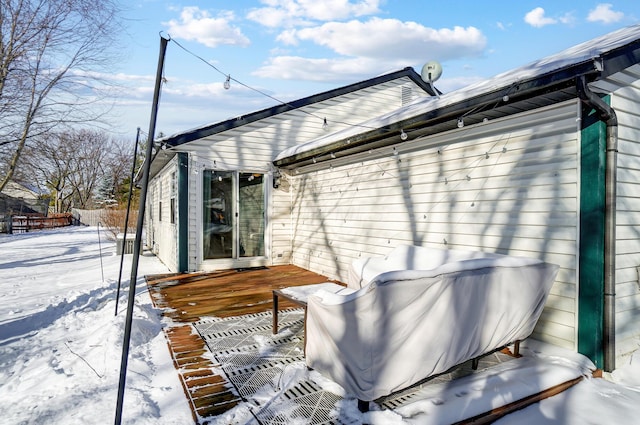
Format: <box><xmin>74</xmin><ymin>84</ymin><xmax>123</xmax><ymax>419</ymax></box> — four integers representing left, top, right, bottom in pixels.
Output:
<box><xmin>304</xmin><ymin>245</ymin><xmax>559</xmax><ymax>406</ymax></box>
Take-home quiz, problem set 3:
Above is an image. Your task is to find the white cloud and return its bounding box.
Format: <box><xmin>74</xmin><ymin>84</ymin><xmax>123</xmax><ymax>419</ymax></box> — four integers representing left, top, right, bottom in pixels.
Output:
<box><xmin>587</xmin><ymin>3</ymin><xmax>624</xmax><ymax>24</ymax></box>
<box><xmin>253</xmin><ymin>55</ymin><xmax>385</xmax><ymax>82</ymax></box>
<box><xmin>524</xmin><ymin>7</ymin><xmax>558</xmax><ymax>28</ymax></box>
<box><xmin>524</xmin><ymin>7</ymin><xmax>576</xmax><ymax>27</ymax></box>
<box><xmin>257</xmin><ymin>18</ymin><xmax>487</xmax><ymax>82</ymax></box>
<box><xmin>163</xmin><ymin>7</ymin><xmax>250</xmax><ymax>48</ymax></box>
<box><xmin>247</xmin><ymin>0</ymin><xmax>382</xmax><ymax>28</ymax></box>
<box><xmin>278</xmin><ymin>18</ymin><xmax>486</xmax><ymax>62</ymax></box>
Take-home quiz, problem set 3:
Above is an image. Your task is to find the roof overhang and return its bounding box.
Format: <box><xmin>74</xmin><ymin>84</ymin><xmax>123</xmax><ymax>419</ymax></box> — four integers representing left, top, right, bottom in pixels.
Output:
<box><xmin>145</xmin><ymin>67</ymin><xmax>436</xmax><ymax>181</ymax></box>
<box><xmin>160</xmin><ymin>67</ymin><xmax>436</xmax><ymax>148</ymax></box>
<box><xmin>273</xmin><ymin>26</ymin><xmax>640</xmax><ymax>171</ymax></box>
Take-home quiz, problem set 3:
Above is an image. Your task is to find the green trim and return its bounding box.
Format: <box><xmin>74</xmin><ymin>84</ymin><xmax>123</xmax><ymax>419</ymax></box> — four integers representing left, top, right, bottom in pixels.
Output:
<box><xmin>577</xmin><ymin>96</ymin><xmax>609</xmax><ymax>368</ymax></box>
<box><xmin>177</xmin><ymin>153</ymin><xmax>189</xmax><ymax>272</ymax></box>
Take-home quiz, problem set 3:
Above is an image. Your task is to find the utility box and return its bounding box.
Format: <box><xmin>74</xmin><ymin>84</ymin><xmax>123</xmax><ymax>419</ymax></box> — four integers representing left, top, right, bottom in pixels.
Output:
<box><xmin>116</xmin><ymin>233</ymin><xmax>137</xmax><ymax>255</ymax></box>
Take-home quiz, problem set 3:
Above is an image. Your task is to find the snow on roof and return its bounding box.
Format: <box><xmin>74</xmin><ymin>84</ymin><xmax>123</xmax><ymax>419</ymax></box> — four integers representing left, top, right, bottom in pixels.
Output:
<box><xmin>275</xmin><ymin>24</ymin><xmax>640</xmax><ymax>162</ymax></box>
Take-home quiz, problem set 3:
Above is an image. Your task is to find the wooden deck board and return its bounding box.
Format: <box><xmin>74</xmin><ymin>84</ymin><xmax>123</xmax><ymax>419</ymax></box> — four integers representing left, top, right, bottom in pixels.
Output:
<box><xmin>146</xmin><ymin>264</ymin><xmax>338</xmax><ymax>424</ymax></box>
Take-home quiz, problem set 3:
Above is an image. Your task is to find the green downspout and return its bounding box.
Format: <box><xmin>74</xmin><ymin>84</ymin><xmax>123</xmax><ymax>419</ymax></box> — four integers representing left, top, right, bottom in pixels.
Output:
<box><xmin>577</xmin><ymin>75</ymin><xmax>618</xmax><ymax>372</ymax></box>
<box><xmin>178</xmin><ymin>153</ymin><xmax>189</xmax><ymax>272</ymax></box>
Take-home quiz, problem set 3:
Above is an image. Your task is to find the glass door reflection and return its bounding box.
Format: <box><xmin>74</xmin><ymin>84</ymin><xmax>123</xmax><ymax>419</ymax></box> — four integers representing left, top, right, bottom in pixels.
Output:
<box><xmin>203</xmin><ymin>170</ymin><xmax>233</xmax><ymax>259</ymax></box>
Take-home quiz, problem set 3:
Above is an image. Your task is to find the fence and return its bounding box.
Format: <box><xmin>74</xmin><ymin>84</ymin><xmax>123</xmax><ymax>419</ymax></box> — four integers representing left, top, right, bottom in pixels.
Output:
<box><xmin>72</xmin><ymin>208</ymin><xmax>105</xmax><ymax>226</ymax></box>
<box><xmin>10</xmin><ymin>213</ymin><xmax>73</xmax><ymax>234</ymax></box>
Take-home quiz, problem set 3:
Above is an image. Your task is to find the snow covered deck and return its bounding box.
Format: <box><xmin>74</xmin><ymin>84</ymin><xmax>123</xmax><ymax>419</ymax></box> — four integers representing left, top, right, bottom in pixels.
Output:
<box><xmin>146</xmin><ymin>265</ymin><xmax>592</xmax><ymax>424</ymax></box>
<box><xmin>146</xmin><ymin>265</ymin><xmax>341</xmax><ymax>421</ymax></box>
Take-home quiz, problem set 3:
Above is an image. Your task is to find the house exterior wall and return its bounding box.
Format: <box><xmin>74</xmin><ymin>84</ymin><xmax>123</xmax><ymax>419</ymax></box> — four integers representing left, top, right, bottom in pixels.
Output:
<box><xmin>287</xmin><ymin>100</ymin><xmax>581</xmax><ymax>350</ymax></box>
<box><xmin>595</xmin><ymin>66</ymin><xmax>640</xmax><ymax>363</ymax></box>
<box><xmin>147</xmin><ymin>156</ymin><xmax>179</xmax><ymax>272</ymax></box>
<box><xmin>271</xmin><ymin>176</ymin><xmax>294</xmax><ymax>265</ymax></box>
<box><xmin>187</xmin><ymin>160</ymin><xmax>198</xmax><ymax>272</ymax></box>
<box><xmin>179</xmin><ymin>76</ymin><xmax>431</xmax><ymax>271</ymax></box>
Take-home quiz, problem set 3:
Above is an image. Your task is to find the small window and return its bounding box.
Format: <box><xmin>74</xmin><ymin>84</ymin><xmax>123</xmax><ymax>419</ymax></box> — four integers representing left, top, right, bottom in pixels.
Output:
<box><xmin>170</xmin><ymin>198</ymin><xmax>176</xmax><ymax>224</ymax></box>
<box><xmin>158</xmin><ymin>201</ymin><xmax>162</xmax><ymax>222</ymax></box>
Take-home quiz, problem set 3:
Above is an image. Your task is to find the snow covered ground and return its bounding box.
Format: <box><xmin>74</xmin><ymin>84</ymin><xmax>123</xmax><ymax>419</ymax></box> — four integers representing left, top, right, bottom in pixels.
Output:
<box><xmin>1</xmin><ymin>226</ymin><xmax>639</xmax><ymax>424</ymax></box>
<box><xmin>0</xmin><ymin>226</ymin><xmax>192</xmax><ymax>424</ymax></box>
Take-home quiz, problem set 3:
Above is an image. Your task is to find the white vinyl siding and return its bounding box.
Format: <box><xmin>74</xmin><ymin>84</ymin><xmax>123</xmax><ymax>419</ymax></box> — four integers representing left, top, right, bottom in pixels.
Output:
<box><xmin>271</xmin><ymin>178</ymin><xmax>294</xmax><ymax>265</ymax></box>
<box><xmin>187</xmin><ymin>160</ymin><xmax>198</xmax><ymax>272</ymax></box>
<box><xmin>599</xmin><ymin>65</ymin><xmax>640</xmax><ymax>362</ymax></box>
<box><xmin>149</xmin><ymin>157</ymin><xmax>179</xmax><ymax>272</ymax></box>
<box><xmin>288</xmin><ymin>100</ymin><xmax>580</xmax><ymax>349</ymax></box>
<box><xmin>180</xmin><ymin>77</ymin><xmax>430</xmax><ymax>170</ymax></box>
<box><xmin>180</xmin><ymin>77</ymin><xmax>431</xmax><ymax>270</ymax></box>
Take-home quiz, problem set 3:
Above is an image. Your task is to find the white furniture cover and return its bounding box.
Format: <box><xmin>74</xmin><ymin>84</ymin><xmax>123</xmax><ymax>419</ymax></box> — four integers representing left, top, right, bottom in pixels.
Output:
<box><xmin>348</xmin><ymin>244</ymin><xmax>504</xmax><ymax>289</ymax></box>
<box><xmin>306</xmin><ymin>250</ymin><xmax>559</xmax><ymax>401</ymax></box>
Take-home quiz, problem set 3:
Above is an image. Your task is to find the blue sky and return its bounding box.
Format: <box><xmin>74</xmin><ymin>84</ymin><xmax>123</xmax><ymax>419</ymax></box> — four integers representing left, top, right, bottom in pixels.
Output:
<box><xmin>110</xmin><ymin>1</ymin><xmax>640</xmax><ymax>137</ymax></box>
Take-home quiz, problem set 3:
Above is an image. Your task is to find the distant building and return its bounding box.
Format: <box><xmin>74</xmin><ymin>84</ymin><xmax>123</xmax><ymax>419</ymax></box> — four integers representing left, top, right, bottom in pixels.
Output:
<box><xmin>0</xmin><ymin>181</ymin><xmax>48</xmax><ymax>216</ymax></box>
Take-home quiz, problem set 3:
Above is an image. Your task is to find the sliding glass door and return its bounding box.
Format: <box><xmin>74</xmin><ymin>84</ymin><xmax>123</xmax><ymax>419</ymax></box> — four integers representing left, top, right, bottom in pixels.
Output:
<box><xmin>238</xmin><ymin>173</ymin><xmax>265</xmax><ymax>257</ymax></box>
<box><xmin>203</xmin><ymin>170</ymin><xmax>265</xmax><ymax>260</ymax></box>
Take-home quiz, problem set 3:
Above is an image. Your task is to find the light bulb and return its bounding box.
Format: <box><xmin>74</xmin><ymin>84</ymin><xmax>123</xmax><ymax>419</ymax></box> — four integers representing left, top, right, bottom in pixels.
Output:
<box><xmin>400</xmin><ymin>129</ymin><xmax>408</xmax><ymax>140</ymax></box>
<box><xmin>457</xmin><ymin>118</ymin><xmax>464</xmax><ymax>128</ymax></box>
<box><xmin>224</xmin><ymin>75</ymin><xmax>231</xmax><ymax>90</ymax></box>
<box><xmin>503</xmin><ymin>94</ymin><xmax>509</xmax><ymax>102</ymax></box>
<box><xmin>322</xmin><ymin>117</ymin><xmax>329</xmax><ymax>131</ymax></box>
<box><xmin>330</xmin><ymin>152</ymin><xmax>336</xmax><ymax>159</ymax></box>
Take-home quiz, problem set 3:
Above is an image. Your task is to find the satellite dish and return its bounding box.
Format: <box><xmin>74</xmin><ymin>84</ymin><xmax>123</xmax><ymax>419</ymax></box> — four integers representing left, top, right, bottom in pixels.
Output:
<box><xmin>421</xmin><ymin>61</ymin><xmax>443</xmax><ymax>83</ymax></box>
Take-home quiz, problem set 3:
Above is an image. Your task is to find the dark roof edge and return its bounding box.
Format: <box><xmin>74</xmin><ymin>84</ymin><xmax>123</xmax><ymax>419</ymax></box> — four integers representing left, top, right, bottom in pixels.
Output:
<box><xmin>274</xmin><ymin>37</ymin><xmax>640</xmax><ymax>169</ymax></box>
<box><xmin>163</xmin><ymin>67</ymin><xmax>434</xmax><ymax>147</ymax></box>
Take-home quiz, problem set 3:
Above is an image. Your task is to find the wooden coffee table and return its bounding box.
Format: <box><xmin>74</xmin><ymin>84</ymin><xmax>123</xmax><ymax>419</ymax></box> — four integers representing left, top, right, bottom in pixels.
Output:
<box><xmin>272</xmin><ymin>282</ymin><xmax>350</xmax><ymax>353</ymax></box>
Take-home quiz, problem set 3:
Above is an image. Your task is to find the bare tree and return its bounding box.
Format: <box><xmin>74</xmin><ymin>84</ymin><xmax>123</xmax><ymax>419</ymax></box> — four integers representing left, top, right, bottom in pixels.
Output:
<box><xmin>0</xmin><ymin>0</ymin><xmax>121</xmax><ymax>192</ymax></box>
<box><xmin>21</xmin><ymin>129</ymin><xmax>131</xmax><ymax>212</ymax></box>
<box><xmin>106</xmin><ymin>137</ymin><xmax>138</xmax><ymax>206</ymax></box>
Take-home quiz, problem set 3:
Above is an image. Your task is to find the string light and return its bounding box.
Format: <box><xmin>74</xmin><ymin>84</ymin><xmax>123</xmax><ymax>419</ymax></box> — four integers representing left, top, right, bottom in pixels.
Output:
<box><xmin>168</xmin><ymin>37</ymin><xmax>381</xmax><ymax>133</ymax></box>
<box><xmin>168</xmin><ymin>36</ymin><xmax>523</xmax><ymax>175</ymax></box>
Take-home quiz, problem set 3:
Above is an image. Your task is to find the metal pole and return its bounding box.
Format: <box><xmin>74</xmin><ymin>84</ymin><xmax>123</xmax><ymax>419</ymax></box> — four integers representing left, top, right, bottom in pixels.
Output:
<box><xmin>115</xmin><ymin>127</ymin><xmax>141</xmax><ymax>316</ymax></box>
<box><xmin>114</xmin><ymin>35</ymin><xmax>168</xmax><ymax>425</ymax></box>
